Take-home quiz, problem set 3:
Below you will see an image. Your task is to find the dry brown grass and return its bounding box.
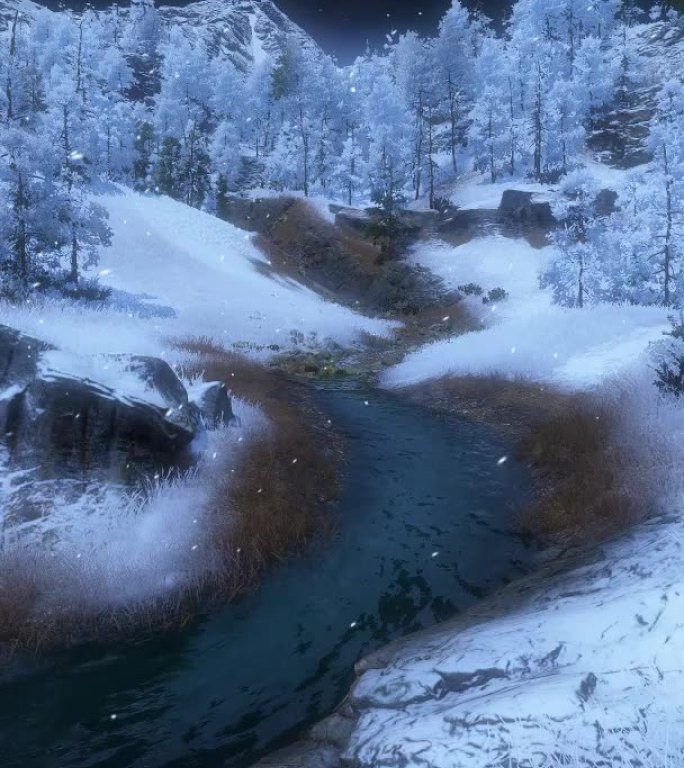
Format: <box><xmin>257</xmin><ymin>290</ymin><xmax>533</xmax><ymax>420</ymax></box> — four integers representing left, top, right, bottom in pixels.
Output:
<box><xmin>0</xmin><ymin>340</ymin><xmax>341</xmax><ymax>659</ymax></box>
<box><xmin>177</xmin><ymin>337</ymin><xmax>341</xmax><ymax>596</ymax></box>
<box><xmin>404</xmin><ymin>374</ymin><xmax>658</xmax><ymax>547</ymax></box>
<box><xmin>255</xmin><ymin>198</ymin><xmax>382</xmax><ymax>276</ymax></box>
<box><xmin>0</xmin><ymin>552</ymin><xmax>208</xmax><ymax>659</ymax></box>
<box><xmin>517</xmin><ymin>393</ymin><xmax>655</xmax><ymax>544</ymax></box>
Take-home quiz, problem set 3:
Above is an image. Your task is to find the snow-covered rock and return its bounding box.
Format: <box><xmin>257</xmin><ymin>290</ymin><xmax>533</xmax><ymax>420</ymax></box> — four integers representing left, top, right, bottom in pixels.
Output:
<box><xmin>0</xmin><ymin>324</ymin><xmax>225</xmax><ymax>475</ymax></box>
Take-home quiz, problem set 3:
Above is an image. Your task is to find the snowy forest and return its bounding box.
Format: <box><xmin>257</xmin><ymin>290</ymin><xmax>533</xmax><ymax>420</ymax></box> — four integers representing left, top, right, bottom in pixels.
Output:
<box><xmin>0</xmin><ymin>0</ymin><xmax>682</xmax><ymax>310</ymax></box>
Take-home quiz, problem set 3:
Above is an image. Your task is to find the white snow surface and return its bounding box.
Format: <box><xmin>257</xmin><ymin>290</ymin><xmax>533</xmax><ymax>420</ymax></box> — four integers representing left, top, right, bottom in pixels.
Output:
<box><xmin>387</xmin><ymin>235</ymin><xmax>669</xmax><ymax>389</ymax></box>
<box><xmin>98</xmin><ymin>188</ymin><xmax>393</xmax><ymax>354</ymax></box>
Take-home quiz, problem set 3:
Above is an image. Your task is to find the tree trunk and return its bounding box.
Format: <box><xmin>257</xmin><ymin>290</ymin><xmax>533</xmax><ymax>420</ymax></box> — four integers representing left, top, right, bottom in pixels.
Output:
<box><xmin>5</xmin><ymin>12</ymin><xmax>18</xmax><ymax>124</ymax></box>
<box><xmin>428</xmin><ymin>110</ymin><xmax>435</xmax><ymax>209</ymax></box>
<box><xmin>533</xmin><ymin>64</ymin><xmax>543</xmax><ymax>181</ymax></box>
<box><xmin>15</xmin><ymin>171</ymin><xmax>29</xmax><ymax>293</ymax></box>
<box><xmin>663</xmin><ymin>143</ymin><xmax>674</xmax><ymax>307</ymax></box>
<box><xmin>508</xmin><ymin>76</ymin><xmax>516</xmax><ymax>176</ymax></box>
<box><xmin>414</xmin><ymin>89</ymin><xmax>424</xmax><ymax>201</ymax></box>
<box><xmin>447</xmin><ymin>71</ymin><xmax>458</xmax><ymax>174</ymax></box>
<box><xmin>70</xmin><ymin>225</ymin><xmax>79</xmax><ymax>284</ymax></box>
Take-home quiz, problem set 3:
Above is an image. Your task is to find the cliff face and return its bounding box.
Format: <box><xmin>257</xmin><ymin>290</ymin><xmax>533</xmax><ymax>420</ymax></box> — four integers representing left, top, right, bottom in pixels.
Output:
<box><xmin>589</xmin><ymin>18</ymin><xmax>684</xmax><ymax>167</ymax></box>
<box><xmin>0</xmin><ymin>0</ymin><xmax>320</xmax><ymax>72</ymax></box>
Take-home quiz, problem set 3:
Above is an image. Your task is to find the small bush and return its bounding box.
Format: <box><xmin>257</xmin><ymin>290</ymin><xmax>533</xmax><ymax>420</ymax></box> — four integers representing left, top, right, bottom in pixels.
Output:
<box><xmin>483</xmin><ymin>287</ymin><xmax>509</xmax><ymax>304</ymax></box>
<box><xmin>654</xmin><ymin>314</ymin><xmax>684</xmax><ymax>399</ymax></box>
<box><xmin>458</xmin><ymin>282</ymin><xmax>484</xmax><ymax>297</ymax></box>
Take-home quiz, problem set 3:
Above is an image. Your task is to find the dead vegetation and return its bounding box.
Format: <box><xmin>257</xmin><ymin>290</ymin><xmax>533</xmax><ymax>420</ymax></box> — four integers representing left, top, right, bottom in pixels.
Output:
<box><xmin>179</xmin><ymin>337</ymin><xmax>341</xmax><ymax>596</ymax></box>
<box><xmin>404</xmin><ymin>375</ymin><xmax>659</xmax><ymax>546</ymax></box>
<box><xmin>0</xmin><ymin>340</ymin><xmax>341</xmax><ymax>660</ymax></box>
<box><xmin>248</xmin><ymin>198</ymin><xmax>456</xmax><ymax>318</ymax></box>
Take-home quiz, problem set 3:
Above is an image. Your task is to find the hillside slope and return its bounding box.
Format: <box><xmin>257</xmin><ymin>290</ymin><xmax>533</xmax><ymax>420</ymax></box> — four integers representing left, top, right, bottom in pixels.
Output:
<box><xmin>0</xmin><ymin>187</ymin><xmax>395</xmax><ymax>360</ymax></box>
<box><xmin>0</xmin><ymin>0</ymin><xmax>319</xmax><ymax>71</ymax></box>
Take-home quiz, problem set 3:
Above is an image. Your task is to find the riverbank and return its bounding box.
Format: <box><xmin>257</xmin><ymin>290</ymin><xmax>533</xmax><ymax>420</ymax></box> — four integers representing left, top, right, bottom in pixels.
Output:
<box><xmin>0</xmin><ymin>383</ymin><xmax>533</xmax><ymax>768</ymax></box>
<box><xmin>0</xmin><ymin>343</ymin><xmax>342</xmax><ymax>661</ymax></box>
<box><xmin>248</xmin><ymin>183</ymin><xmax>684</xmax><ymax>766</ymax></box>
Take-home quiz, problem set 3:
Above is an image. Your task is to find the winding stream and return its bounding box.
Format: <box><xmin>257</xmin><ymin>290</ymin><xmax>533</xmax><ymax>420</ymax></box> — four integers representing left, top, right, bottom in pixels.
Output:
<box><xmin>0</xmin><ymin>385</ymin><xmax>533</xmax><ymax>768</ymax></box>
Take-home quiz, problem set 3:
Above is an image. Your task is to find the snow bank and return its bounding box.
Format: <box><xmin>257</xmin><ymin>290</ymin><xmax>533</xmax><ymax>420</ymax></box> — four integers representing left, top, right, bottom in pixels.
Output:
<box><xmin>385</xmin><ymin>304</ymin><xmax>669</xmax><ymax>389</ymax></box>
<box><xmin>387</xmin><ymin>235</ymin><xmax>669</xmax><ymax>390</ymax></box>
<box><xmin>97</xmin><ymin>187</ymin><xmax>395</xmax><ymax>356</ymax></box>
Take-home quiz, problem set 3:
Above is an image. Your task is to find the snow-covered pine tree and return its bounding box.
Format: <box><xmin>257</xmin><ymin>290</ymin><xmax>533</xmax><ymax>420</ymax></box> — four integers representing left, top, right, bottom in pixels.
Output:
<box><xmin>541</xmin><ymin>170</ymin><xmax>605</xmax><ymax>307</ymax></box>
<box><xmin>643</xmin><ymin>79</ymin><xmax>684</xmax><ymax>307</ymax></box>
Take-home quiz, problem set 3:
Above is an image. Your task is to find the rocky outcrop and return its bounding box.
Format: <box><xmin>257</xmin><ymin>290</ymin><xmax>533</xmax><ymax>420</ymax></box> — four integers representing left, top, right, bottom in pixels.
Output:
<box><xmin>436</xmin><ymin>190</ymin><xmax>557</xmax><ymax>249</ymax></box>
<box><xmin>0</xmin><ymin>325</ymin><xmax>232</xmax><ymax>477</ymax></box>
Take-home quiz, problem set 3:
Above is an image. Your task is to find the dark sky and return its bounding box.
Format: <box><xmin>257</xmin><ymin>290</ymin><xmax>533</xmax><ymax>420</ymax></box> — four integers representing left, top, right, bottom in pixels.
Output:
<box><xmin>274</xmin><ymin>0</ymin><xmax>511</xmax><ymax>63</ymax></box>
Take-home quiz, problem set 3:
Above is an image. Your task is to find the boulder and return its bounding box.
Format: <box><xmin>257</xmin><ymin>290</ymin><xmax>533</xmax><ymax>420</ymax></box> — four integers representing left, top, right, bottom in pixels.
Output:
<box><xmin>334</xmin><ymin>207</ymin><xmax>374</xmax><ymax>236</ymax></box>
<box><xmin>437</xmin><ymin>208</ymin><xmax>499</xmax><ymax>246</ymax></box>
<box><xmin>499</xmin><ymin>189</ymin><xmax>534</xmax><ymax>215</ymax></box>
<box><xmin>0</xmin><ymin>324</ymin><xmax>231</xmax><ymax>477</ymax></box>
<box><xmin>498</xmin><ymin>190</ymin><xmax>556</xmax><ymax>229</ymax></box>
<box><xmin>594</xmin><ymin>188</ymin><xmax>619</xmax><ymax>217</ymax></box>
<box><xmin>190</xmin><ymin>381</ymin><xmax>234</xmax><ymax>428</ymax></box>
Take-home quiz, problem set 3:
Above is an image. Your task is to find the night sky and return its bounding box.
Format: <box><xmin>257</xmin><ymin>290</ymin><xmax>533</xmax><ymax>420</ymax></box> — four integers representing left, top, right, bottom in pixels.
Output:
<box><xmin>273</xmin><ymin>0</ymin><xmax>512</xmax><ymax>64</ymax></box>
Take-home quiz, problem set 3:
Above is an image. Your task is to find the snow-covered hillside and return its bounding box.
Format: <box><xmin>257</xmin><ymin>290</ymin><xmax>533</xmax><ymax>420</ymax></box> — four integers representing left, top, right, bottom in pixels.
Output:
<box><xmin>0</xmin><ymin>0</ymin><xmax>318</xmax><ymax>71</ymax></box>
<box><xmin>0</xmin><ymin>187</ymin><xmax>394</xmax><ymax>360</ymax></box>
<box><xmin>156</xmin><ymin>0</ymin><xmax>318</xmax><ymax>71</ymax></box>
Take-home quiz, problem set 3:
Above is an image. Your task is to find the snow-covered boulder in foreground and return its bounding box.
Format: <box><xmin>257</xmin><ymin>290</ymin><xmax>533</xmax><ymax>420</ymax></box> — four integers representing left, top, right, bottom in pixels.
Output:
<box><xmin>0</xmin><ymin>323</ymin><xmax>228</xmax><ymax>476</ymax></box>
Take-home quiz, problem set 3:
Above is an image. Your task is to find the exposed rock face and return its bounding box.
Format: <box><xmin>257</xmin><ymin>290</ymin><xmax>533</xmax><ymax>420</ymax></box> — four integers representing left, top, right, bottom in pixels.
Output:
<box><xmin>0</xmin><ymin>325</ymin><xmax>230</xmax><ymax>477</ymax></box>
<box><xmin>192</xmin><ymin>381</ymin><xmax>235</xmax><ymax>428</ymax></box>
<box><xmin>437</xmin><ymin>191</ymin><xmax>557</xmax><ymax>249</ymax></box>
<box><xmin>588</xmin><ymin>20</ymin><xmax>684</xmax><ymax>168</ymax></box>
<box><xmin>498</xmin><ymin>190</ymin><xmax>556</xmax><ymax>230</ymax></box>
<box><xmin>437</xmin><ymin>208</ymin><xmax>500</xmax><ymax>246</ymax></box>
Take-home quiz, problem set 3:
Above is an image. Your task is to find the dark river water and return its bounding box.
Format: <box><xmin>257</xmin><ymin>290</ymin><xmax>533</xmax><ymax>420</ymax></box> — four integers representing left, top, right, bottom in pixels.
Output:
<box><xmin>0</xmin><ymin>385</ymin><xmax>533</xmax><ymax>768</ymax></box>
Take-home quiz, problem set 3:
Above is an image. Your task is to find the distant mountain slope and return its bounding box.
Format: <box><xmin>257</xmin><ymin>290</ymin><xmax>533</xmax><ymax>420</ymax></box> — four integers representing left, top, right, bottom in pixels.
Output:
<box><xmin>156</xmin><ymin>0</ymin><xmax>318</xmax><ymax>71</ymax></box>
<box><xmin>0</xmin><ymin>0</ymin><xmax>320</xmax><ymax>71</ymax></box>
